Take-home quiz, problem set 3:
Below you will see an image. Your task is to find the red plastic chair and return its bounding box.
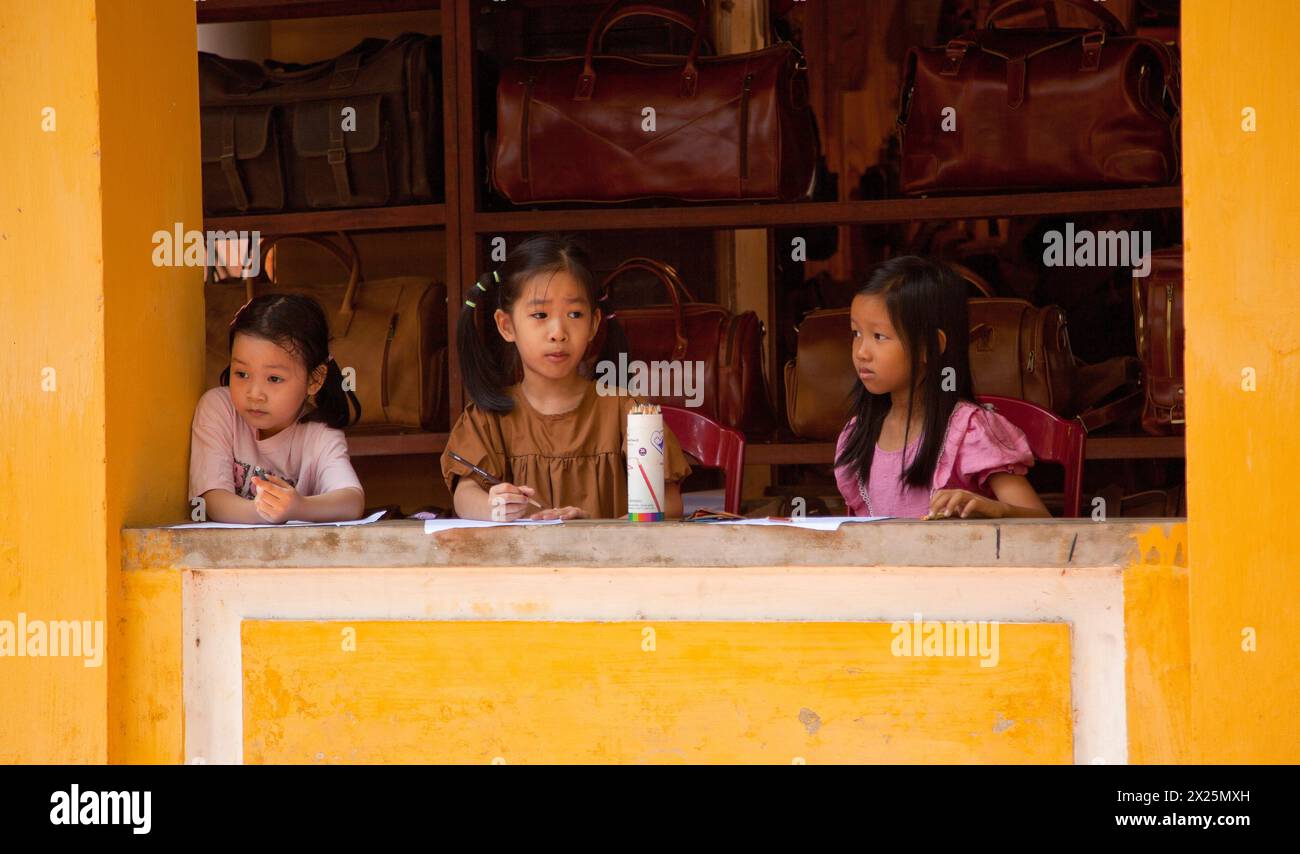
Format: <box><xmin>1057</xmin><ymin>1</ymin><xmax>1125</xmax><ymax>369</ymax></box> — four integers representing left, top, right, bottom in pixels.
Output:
<box><xmin>975</xmin><ymin>395</ymin><xmax>1086</xmax><ymax>518</ymax></box>
<box><xmin>660</xmin><ymin>406</ymin><xmax>746</xmax><ymax>515</ymax></box>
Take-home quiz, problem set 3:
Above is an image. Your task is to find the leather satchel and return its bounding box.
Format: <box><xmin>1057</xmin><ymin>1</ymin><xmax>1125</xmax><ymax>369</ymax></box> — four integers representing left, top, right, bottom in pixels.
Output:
<box><xmin>199</xmin><ymin>34</ymin><xmax>442</xmax><ymax>215</ymax></box>
<box><xmin>1132</xmin><ymin>246</ymin><xmax>1184</xmax><ymax>434</ymax></box>
<box><xmin>205</xmin><ymin>233</ymin><xmax>448</xmax><ymax>431</ymax></box>
<box><xmin>897</xmin><ymin>0</ymin><xmax>1180</xmax><ymax>195</ymax></box>
<box><xmin>492</xmin><ymin>0</ymin><xmax>817</xmax><ymax>203</ymax></box>
<box><xmin>588</xmin><ymin>257</ymin><xmax>775</xmax><ymax>435</ymax></box>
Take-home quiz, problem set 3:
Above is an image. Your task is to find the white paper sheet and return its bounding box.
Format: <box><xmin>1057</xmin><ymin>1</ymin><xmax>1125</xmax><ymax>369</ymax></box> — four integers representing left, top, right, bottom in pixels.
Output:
<box><xmin>423</xmin><ymin>518</ymin><xmax>565</xmax><ymax>534</ymax></box>
<box><xmin>705</xmin><ymin>515</ymin><xmax>893</xmax><ymax>531</ymax></box>
<box><xmin>167</xmin><ymin>509</ymin><xmax>388</xmax><ymax>530</ymax></box>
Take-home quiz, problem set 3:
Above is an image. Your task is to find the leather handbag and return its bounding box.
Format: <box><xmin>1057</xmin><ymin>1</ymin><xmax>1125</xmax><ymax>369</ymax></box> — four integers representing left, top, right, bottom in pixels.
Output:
<box><xmin>491</xmin><ymin>0</ymin><xmax>817</xmax><ymax>203</ymax></box>
<box><xmin>199</xmin><ymin>33</ymin><xmax>442</xmax><ymax>215</ymax></box>
<box><xmin>589</xmin><ymin>257</ymin><xmax>775</xmax><ymax>435</ymax></box>
<box><xmin>897</xmin><ymin>0</ymin><xmax>1180</xmax><ymax>195</ymax></box>
<box><xmin>205</xmin><ymin>233</ymin><xmax>448</xmax><ymax>431</ymax></box>
<box><xmin>1132</xmin><ymin>246</ymin><xmax>1184</xmax><ymax>434</ymax></box>
<box><xmin>784</xmin><ymin>269</ymin><xmax>1141</xmax><ymax>439</ymax></box>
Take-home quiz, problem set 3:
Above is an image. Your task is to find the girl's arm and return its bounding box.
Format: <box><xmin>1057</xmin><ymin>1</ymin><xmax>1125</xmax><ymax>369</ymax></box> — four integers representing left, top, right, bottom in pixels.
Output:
<box><xmin>200</xmin><ymin>488</ymin><xmax>266</xmax><ymax>524</ymax></box>
<box><xmin>665</xmin><ymin>480</ymin><xmax>684</xmax><ymax>519</ymax></box>
<box><xmin>929</xmin><ymin>473</ymin><xmax>1051</xmax><ymax>519</ymax></box>
<box><xmin>454</xmin><ymin>478</ymin><xmax>538</xmax><ymax>521</ymax></box>
<box><xmin>251</xmin><ymin>475</ymin><xmax>364</xmax><ymax>523</ymax></box>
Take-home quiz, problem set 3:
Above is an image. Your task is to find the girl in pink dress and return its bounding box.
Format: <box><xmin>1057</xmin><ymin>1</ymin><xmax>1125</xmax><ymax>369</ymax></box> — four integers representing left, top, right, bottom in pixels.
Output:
<box><xmin>834</xmin><ymin>256</ymin><xmax>1050</xmax><ymax>519</ymax></box>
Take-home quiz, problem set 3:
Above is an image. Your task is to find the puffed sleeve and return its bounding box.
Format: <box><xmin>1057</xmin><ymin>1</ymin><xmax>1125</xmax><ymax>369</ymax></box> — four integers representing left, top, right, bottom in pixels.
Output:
<box><xmin>441</xmin><ymin>404</ymin><xmax>507</xmax><ymax>495</ymax></box>
<box><xmin>188</xmin><ymin>387</ymin><xmax>237</xmax><ymax>499</ymax></box>
<box><xmin>952</xmin><ymin>404</ymin><xmax>1035</xmax><ymax>492</ymax></box>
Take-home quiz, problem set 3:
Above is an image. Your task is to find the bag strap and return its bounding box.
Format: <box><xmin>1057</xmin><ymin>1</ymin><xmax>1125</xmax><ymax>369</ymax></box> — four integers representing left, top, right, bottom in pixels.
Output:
<box><xmin>240</xmin><ymin>231</ymin><xmax>363</xmax><ymax>335</ymax></box>
<box><xmin>597</xmin><ymin>3</ymin><xmax>715</xmax><ymax>55</ymax></box>
<box><xmin>986</xmin><ymin>0</ymin><xmax>1128</xmax><ymax>34</ymax></box>
<box><xmin>576</xmin><ymin>0</ymin><xmax>708</xmax><ymax>100</ymax></box>
<box><xmin>218</xmin><ymin>110</ymin><xmax>251</xmax><ymax>211</ymax></box>
<box><xmin>600</xmin><ymin>257</ymin><xmax>690</xmax><ymax>360</ymax></box>
<box><xmin>1073</xmin><ymin>356</ymin><xmax>1143</xmax><ymax>432</ymax></box>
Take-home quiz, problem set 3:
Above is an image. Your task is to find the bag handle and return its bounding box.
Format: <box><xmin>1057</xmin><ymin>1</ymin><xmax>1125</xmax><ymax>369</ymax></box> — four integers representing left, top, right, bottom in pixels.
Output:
<box><xmin>986</xmin><ymin>0</ymin><xmax>1128</xmax><ymax>35</ymax></box>
<box><xmin>596</xmin><ymin>3</ymin><xmax>715</xmax><ymax>55</ymax></box>
<box><xmin>576</xmin><ymin>0</ymin><xmax>709</xmax><ymax>100</ymax></box>
<box><xmin>600</xmin><ymin>256</ymin><xmax>690</xmax><ymax>360</ymax></box>
<box><xmin>238</xmin><ymin>231</ymin><xmax>363</xmax><ymax>335</ymax></box>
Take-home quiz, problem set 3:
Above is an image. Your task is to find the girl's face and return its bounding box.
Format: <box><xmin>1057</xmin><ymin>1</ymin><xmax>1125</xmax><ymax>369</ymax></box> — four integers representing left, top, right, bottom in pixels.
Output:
<box><xmin>229</xmin><ymin>333</ymin><xmax>325</xmax><ymax>439</ymax></box>
<box><xmin>495</xmin><ymin>270</ymin><xmax>600</xmax><ymax>383</ymax></box>
<box><xmin>850</xmin><ymin>293</ymin><xmax>911</xmax><ymax>396</ymax></box>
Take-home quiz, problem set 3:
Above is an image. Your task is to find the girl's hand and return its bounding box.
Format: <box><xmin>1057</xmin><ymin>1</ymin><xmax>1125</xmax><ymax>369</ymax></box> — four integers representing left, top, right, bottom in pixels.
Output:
<box><xmin>252</xmin><ymin>474</ymin><xmax>304</xmax><ymax>523</ymax></box>
<box><xmin>487</xmin><ymin>482</ymin><xmax>536</xmax><ymax>522</ymax></box>
<box><xmin>529</xmin><ymin>506</ymin><xmax>588</xmax><ymax>521</ymax></box>
<box><xmin>926</xmin><ymin>489</ymin><xmax>1005</xmax><ymax>520</ymax></box>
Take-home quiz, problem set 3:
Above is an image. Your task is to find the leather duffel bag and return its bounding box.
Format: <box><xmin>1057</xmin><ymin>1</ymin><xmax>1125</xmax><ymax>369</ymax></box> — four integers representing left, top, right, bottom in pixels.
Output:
<box><xmin>897</xmin><ymin>0</ymin><xmax>1180</xmax><ymax>195</ymax></box>
<box><xmin>1132</xmin><ymin>246</ymin><xmax>1184</xmax><ymax>434</ymax></box>
<box><xmin>588</xmin><ymin>257</ymin><xmax>776</xmax><ymax>435</ymax></box>
<box><xmin>205</xmin><ymin>233</ymin><xmax>448</xmax><ymax>431</ymax></box>
<box><xmin>492</xmin><ymin>0</ymin><xmax>817</xmax><ymax>204</ymax></box>
<box><xmin>199</xmin><ymin>33</ymin><xmax>442</xmax><ymax>215</ymax></box>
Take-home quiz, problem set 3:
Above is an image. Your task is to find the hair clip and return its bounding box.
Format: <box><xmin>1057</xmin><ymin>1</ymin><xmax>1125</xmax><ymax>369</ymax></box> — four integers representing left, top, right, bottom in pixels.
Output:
<box><xmin>464</xmin><ymin>299</ymin><xmax>477</xmax><ymax>308</ymax></box>
<box><xmin>492</xmin><ymin>270</ymin><xmax>500</xmax><ymax>283</ymax></box>
<box><xmin>475</xmin><ymin>281</ymin><xmax>487</xmax><ymax>292</ymax></box>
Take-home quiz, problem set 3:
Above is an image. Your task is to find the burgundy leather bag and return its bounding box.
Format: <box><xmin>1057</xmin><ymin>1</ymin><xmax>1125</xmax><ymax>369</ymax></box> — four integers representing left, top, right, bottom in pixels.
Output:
<box><xmin>589</xmin><ymin>257</ymin><xmax>775</xmax><ymax>435</ymax></box>
<box><xmin>1132</xmin><ymin>246</ymin><xmax>1184</xmax><ymax>434</ymax></box>
<box><xmin>898</xmin><ymin>0</ymin><xmax>1181</xmax><ymax>195</ymax></box>
<box><xmin>492</xmin><ymin>0</ymin><xmax>817</xmax><ymax>203</ymax></box>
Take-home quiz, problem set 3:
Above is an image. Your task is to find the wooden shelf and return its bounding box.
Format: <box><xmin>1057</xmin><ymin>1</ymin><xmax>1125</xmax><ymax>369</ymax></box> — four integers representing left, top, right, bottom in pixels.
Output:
<box><xmin>471</xmin><ymin>187</ymin><xmax>1183</xmax><ymax>233</ymax></box>
<box><xmin>197</xmin><ymin>0</ymin><xmax>439</xmax><ymax>24</ymax></box>
<box><xmin>347</xmin><ymin>431</ymin><xmax>448</xmax><ymax>457</ymax></box>
<box><xmin>205</xmin><ymin>204</ymin><xmax>444</xmax><ymax>236</ymax></box>
<box><xmin>743</xmin><ymin>435</ymin><xmax>1185</xmax><ymax>466</ymax></box>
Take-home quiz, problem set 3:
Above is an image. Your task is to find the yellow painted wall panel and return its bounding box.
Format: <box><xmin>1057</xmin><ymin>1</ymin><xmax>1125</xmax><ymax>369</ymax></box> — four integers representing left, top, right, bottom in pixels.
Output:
<box><xmin>112</xmin><ymin>569</ymin><xmax>184</xmax><ymax>764</ymax></box>
<box><xmin>1183</xmin><ymin>1</ymin><xmax>1300</xmax><ymax>762</ymax></box>
<box><xmin>243</xmin><ymin>620</ymin><xmax>1072</xmax><ymax>764</ymax></box>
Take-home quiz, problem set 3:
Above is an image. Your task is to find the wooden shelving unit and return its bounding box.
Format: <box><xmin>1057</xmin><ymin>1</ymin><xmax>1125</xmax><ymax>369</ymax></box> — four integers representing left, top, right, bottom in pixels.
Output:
<box><xmin>197</xmin><ymin>0</ymin><xmax>1189</xmax><ymax>485</ymax></box>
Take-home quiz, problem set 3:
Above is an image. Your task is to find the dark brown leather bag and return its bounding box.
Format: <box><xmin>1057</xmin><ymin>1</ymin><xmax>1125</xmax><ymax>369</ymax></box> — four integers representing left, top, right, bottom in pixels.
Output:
<box><xmin>898</xmin><ymin>0</ymin><xmax>1180</xmax><ymax>195</ymax></box>
<box><xmin>589</xmin><ymin>257</ymin><xmax>775</xmax><ymax>435</ymax></box>
<box><xmin>492</xmin><ymin>0</ymin><xmax>817</xmax><ymax>203</ymax></box>
<box><xmin>199</xmin><ymin>34</ymin><xmax>442</xmax><ymax>214</ymax></box>
<box><xmin>1132</xmin><ymin>246</ymin><xmax>1184</xmax><ymax>434</ymax></box>
<box><xmin>205</xmin><ymin>233</ymin><xmax>448</xmax><ymax>431</ymax></box>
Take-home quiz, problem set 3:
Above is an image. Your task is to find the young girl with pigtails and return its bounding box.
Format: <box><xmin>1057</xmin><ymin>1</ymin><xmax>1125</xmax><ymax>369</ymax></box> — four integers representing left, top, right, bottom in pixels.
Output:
<box><xmin>190</xmin><ymin>294</ymin><xmax>366</xmax><ymax>524</ymax></box>
<box><xmin>441</xmin><ymin>233</ymin><xmax>692</xmax><ymax>521</ymax></box>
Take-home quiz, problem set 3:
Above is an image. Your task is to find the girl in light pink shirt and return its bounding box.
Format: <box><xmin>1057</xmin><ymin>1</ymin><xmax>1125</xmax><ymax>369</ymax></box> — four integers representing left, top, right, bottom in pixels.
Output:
<box><xmin>834</xmin><ymin>256</ymin><xmax>1050</xmax><ymax>520</ymax></box>
<box><xmin>190</xmin><ymin>294</ymin><xmax>365</xmax><ymax>524</ymax></box>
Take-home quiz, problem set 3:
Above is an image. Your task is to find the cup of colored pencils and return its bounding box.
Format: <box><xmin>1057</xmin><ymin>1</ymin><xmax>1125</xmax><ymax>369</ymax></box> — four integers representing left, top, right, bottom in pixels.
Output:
<box><xmin>627</xmin><ymin>403</ymin><xmax>666</xmax><ymax>522</ymax></box>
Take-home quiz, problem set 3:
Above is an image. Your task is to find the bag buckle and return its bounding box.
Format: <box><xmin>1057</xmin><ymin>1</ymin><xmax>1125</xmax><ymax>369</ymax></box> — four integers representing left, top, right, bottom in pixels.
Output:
<box><xmin>1081</xmin><ymin>31</ymin><xmax>1105</xmax><ymax>71</ymax></box>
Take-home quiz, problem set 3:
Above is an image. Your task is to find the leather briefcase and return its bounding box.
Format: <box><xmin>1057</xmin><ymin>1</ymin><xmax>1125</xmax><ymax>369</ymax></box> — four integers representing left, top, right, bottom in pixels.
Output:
<box><xmin>589</xmin><ymin>257</ymin><xmax>776</xmax><ymax>435</ymax></box>
<box><xmin>897</xmin><ymin>0</ymin><xmax>1180</xmax><ymax>195</ymax></box>
<box><xmin>199</xmin><ymin>34</ymin><xmax>442</xmax><ymax>215</ymax></box>
<box><xmin>205</xmin><ymin>233</ymin><xmax>448</xmax><ymax>431</ymax></box>
<box><xmin>492</xmin><ymin>0</ymin><xmax>817</xmax><ymax>204</ymax></box>
<box><xmin>1132</xmin><ymin>246</ymin><xmax>1184</xmax><ymax>434</ymax></box>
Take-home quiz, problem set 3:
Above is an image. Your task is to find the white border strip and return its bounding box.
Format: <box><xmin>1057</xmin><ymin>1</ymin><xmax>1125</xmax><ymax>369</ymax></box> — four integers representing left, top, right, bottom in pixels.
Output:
<box><xmin>183</xmin><ymin>565</ymin><xmax>1126</xmax><ymax>764</ymax></box>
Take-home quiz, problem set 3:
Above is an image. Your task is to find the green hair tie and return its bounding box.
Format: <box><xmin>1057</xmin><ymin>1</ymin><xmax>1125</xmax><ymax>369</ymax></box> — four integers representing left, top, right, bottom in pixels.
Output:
<box><xmin>464</xmin><ymin>299</ymin><xmax>477</xmax><ymax>309</ymax></box>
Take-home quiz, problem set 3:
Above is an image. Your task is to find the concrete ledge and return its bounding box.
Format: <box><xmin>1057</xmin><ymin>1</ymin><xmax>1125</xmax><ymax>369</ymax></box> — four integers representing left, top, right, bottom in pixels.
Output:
<box><xmin>121</xmin><ymin>518</ymin><xmax>1183</xmax><ymax>570</ymax></box>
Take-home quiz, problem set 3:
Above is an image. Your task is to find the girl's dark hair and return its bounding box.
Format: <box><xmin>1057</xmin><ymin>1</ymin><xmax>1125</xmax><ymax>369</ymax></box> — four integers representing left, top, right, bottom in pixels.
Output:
<box><xmin>459</xmin><ymin>232</ymin><xmax>624</xmax><ymax>413</ymax></box>
<box><xmin>220</xmin><ymin>293</ymin><xmax>360</xmax><ymax>429</ymax></box>
<box><xmin>834</xmin><ymin>255</ymin><xmax>975</xmax><ymax>489</ymax></box>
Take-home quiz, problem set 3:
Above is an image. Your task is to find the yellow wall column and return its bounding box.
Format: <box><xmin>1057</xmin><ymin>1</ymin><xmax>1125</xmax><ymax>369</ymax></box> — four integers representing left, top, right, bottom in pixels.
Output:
<box><xmin>0</xmin><ymin>0</ymin><xmax>199</xmax><ymax>762</ymax></box>
<box><xmin>1183</xmin><ymin>1</ymin><xmax>1300</xmax><ymax>762</ymax></box>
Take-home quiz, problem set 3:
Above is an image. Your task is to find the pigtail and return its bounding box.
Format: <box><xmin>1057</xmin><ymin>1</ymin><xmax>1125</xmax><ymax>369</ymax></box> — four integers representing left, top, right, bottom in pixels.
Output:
<box><xmin>458</xmin><ymin>271</ymin><xmax>516</xmax><ymax>413</ymax></box>
<box><xmin>309</xmin><ymin>357</ymin><xmax>362</xmax><ymax>429</ymax></box>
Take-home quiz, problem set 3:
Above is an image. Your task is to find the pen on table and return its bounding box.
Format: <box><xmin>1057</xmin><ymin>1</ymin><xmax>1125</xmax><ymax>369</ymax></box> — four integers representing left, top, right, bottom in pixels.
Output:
<box><xmin>448</xmin><ymin>451</ymin><xmax>545</xmax><ymax>511</ymax></box>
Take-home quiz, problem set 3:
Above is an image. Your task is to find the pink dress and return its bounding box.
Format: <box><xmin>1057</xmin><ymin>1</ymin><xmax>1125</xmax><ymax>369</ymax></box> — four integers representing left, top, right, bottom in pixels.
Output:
<box><xmin>834</xmin><ymin>400</ymin><xmax>1034</xmax><ymax>518</ymax></box>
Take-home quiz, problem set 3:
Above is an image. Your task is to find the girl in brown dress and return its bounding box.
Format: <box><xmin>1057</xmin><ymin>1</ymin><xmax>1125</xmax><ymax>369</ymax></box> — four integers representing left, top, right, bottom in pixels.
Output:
<box><xmin>441</xmin><ymin>234</ymin><xmax>691</xmax><ymax>520</ymax></box>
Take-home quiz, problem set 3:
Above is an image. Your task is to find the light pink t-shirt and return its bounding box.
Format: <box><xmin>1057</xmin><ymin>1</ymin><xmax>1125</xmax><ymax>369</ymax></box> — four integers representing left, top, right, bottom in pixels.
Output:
<box><xmin>834</xmin><ymin>400</ymin><xmax>1034</xmax><ymax>518</ymax></box>
<box><xmin>188</xmin><ymin>387</ymin><xmax>363</xmax><ymax>502</ymax></box>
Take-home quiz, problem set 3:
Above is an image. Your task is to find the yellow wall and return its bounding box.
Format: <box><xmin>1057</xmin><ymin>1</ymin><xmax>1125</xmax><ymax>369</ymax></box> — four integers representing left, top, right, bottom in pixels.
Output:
<box><xmin>0</xmin><ymin>0</ymin><xmax>198</xmax><ymax>762</ymax></box>
<box><xmin>1183</xmin><ymin>1</ymin><xmax>1300</xmax><ymax>762</ymax></box>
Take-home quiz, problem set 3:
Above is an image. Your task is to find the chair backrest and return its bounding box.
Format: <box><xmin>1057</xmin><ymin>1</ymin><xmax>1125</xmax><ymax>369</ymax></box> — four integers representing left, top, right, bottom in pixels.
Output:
<box><xmin>660</xmin><ymin>406</ymin><xmax>746</xmax><ymax>515</ymax></box>
<box><xmin>975</xmin><ymin>395</ymin><xmax>1086</xmax><ymax>517</ymax></box>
